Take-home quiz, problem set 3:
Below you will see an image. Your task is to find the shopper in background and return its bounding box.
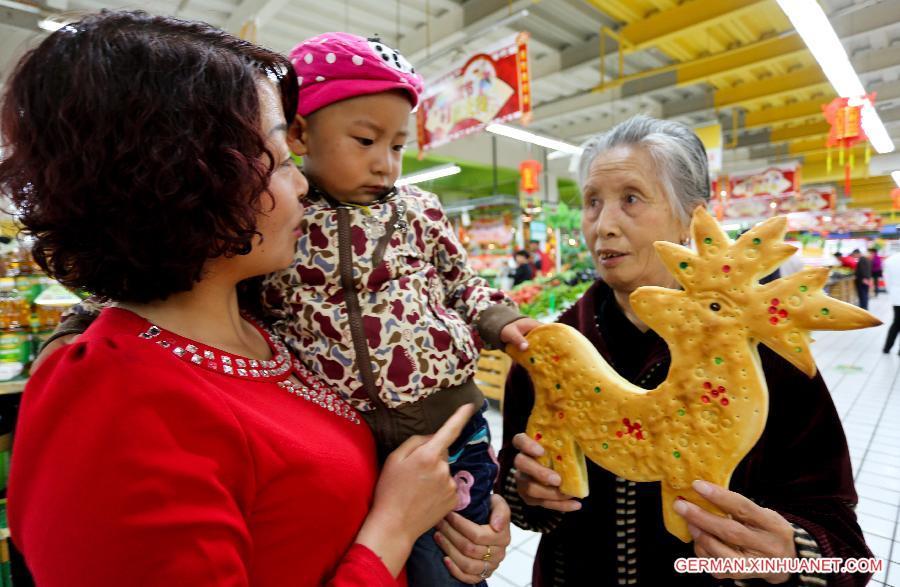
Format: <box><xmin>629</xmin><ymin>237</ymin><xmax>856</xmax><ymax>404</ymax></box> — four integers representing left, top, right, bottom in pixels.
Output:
<box><xmin>869</xmin><ymin>246</ymin><xmax>883</xmax><ymax>297</ymax></box>
<box><xmin>512</xmin><ymin>250</ymin><xmax>535</xmax><ymax>286</ymax></box>
<box><xmin>851</xmin><ymin>249</ymin><xmax>872</xmax><ymax>310</ymax></box>
<box><xmin>1</xmin><ymin>11</ymin><xmax>508</xmax><ymax>586</ymax></box>
<box><xmin>834</xmin><ymin>251</ymin><xmax>856</xmax><ymax>269</ymax></box>
<box><xmin>497</xmin><ymin>115</ymin><xmax>871</xmax><ymax>586</ymax></box>
<box><xmin>529</xmin><ymin>240</ymin><xmax>550</xmax><ymax>276</ymax></box>
<box><xmin>883</xmin><ymin>250</ymin><xmax>900</xmax><ymax>354</ymax></box>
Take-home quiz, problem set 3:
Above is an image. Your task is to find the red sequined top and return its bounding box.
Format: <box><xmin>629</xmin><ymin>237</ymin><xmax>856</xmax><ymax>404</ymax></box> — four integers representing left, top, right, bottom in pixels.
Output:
<box><xmin>10</xmin><ymin>307</ymin><xmax>401</xmax><ymax>586</ymax></box>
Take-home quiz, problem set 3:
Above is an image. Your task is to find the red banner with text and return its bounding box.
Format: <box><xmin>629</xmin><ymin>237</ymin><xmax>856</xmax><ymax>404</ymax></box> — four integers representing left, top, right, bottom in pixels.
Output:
<box><xmin>416</xmin><ymin>33</ymin><xmax>532</xmax><ymax>153</ymax></box>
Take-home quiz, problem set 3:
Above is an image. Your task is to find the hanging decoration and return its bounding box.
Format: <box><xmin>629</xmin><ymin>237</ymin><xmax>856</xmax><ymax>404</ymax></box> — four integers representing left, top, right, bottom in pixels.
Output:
<box><xmin>822</xmin><ymin>94</ymin><xmax>874</xmax><ymax>198</ymax></box>
<box><xmin>519</xmin><ymin>159</ymin><xmax>542</xmax><ymax>194</ymax></box>
<box><xmin>416</xmin><ymin>33</ymin><xmax>531</xmax><ymax>153</ymax></box>
<box><xmin>710</xmin><ymin>177</ymin><xmax>727</xmax><ymax>220</ymax></box>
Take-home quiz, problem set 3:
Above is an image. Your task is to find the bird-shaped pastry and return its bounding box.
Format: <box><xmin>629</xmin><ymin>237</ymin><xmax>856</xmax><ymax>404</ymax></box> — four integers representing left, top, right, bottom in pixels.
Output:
<box><xmin>507</xmin><ymin>207</ymin><xmax>881</xmax><ymax>542</ymax></box>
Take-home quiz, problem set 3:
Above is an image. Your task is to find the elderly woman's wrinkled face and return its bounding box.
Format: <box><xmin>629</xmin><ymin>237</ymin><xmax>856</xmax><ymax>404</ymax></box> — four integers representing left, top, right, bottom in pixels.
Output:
<box><xmin>581</xmin><ymin>145</ymin><xmax>688</xmax><ymax>294</ymax></box>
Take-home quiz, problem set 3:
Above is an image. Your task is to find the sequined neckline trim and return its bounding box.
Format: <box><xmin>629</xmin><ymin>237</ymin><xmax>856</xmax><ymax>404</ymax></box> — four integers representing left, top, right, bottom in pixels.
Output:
<box><xmin>134</xmin><ymin>315</ymin><xmax>361</xmax><ymax>424</ymax></box>
<box><xmin>137</xmin><ymin>316</ymin><xmax>291</xmax><ymax>380</ymax></box>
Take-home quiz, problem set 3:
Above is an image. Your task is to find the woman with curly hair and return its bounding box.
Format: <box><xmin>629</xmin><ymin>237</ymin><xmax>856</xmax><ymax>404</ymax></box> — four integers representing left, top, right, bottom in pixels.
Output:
<box><xmin>0</xmin><ymin>11</ymin><xmax>505</xmax><ymax>586</ymax></box>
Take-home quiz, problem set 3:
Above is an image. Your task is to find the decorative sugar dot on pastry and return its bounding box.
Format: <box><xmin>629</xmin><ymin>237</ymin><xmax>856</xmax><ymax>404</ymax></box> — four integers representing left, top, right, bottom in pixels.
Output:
<box><xmin>511</xmin><ymin>207</ymin><xmax>881</xmax><ymax>543</ymax></box>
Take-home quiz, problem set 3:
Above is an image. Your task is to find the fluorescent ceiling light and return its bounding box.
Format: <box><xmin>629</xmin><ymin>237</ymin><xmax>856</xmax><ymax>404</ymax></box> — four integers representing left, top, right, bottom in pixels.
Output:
<box><xmin>892</xmin><ymin>170</ymin><xmax>900</xmax><ymax>188</ymax></box>
<box><xmin>547</xmin><ymin>149</ymin><xmax>580</xmax><ymax>160</ymax></box>
<box><xmin>486</xmin><ymin>124</ymin><xmax>584</xmax><ymax>155</ymax></box>
<box><xmin>38</xmin><ymin>19</ymin><xmax>64</xmax><ymax>32</ymax></box>
<box><xmin>395</xmin><ymin>164</ymin><xmax>461</xmax><ymax>186</ymax></box>
<box><xmin>775</xmin><ymin>0</ymin><xmax>894</xmax><ymax>153</ymax></box>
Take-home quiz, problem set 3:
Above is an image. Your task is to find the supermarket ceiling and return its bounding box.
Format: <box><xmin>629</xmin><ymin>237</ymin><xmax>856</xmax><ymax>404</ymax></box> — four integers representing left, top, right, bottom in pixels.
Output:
<box><xmin>1</xmin><ymin>0</ymin><xmax>900</xmax><ymax>211</ymax></box>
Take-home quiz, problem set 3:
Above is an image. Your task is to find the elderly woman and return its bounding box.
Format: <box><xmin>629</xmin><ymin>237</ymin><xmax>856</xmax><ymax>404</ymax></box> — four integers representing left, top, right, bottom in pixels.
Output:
<box><xmin>496</xmin><ymin>115</ymin><xmax>871</xmax><ymax>586</ymax></box>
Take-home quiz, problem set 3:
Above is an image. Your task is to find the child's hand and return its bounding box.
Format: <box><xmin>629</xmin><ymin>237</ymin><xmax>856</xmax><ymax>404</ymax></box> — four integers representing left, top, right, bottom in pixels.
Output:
<box><xmin>500</xmin><ymin>318</ymin><xmax>541</xmax><ymax>352</ymax></box>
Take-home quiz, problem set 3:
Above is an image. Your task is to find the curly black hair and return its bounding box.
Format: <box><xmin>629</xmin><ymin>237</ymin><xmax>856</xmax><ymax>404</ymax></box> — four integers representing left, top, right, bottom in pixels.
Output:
<box><xmin>0</xmin><ymin>10</ymin><xmax>299</xmax><ymax>302</ymax></box>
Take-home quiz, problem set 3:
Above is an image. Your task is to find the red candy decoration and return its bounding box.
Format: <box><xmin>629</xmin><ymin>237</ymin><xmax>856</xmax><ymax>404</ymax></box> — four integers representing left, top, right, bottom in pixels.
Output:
<box><xmin>701</xmin><ymin>395</ymin><xmax>710</xmax><ymax>403</ymax></box>
<box><xmin>778</xmin><ymin>309</ymin><xmax>788</xmax><ymax>318</ymax></box>
<box><xmin>557</xmin><ymin>411</ymin><xmax>565</xmax><ymax>419</ymax></box>
<box><xmin>771</xmin><ymin>298</ymin><xmax>780</xmax><ymax>306</ymax></box>
<box><xmin>770</xmin><ymin>317</ymin><xmax>779</xmax><ymax>325</ymax></box>
<box><xmin>722</xmin><ymin>265</ymin><xmax>731</xmax><ymax>273</ymax></box>
<box><xmin>535</xmin><ymin>433</ymin><xmax>542</xmax><ymax>441</ymax></box>
<box><xmin>721</xmin><ymin>398</ymin><xmax>730</xmax><ymax>406</ymax></box>
<box><xmin>768</xmin><ymin>306</ymin><xmax>777</xmax><ymax>314</ymax></box>
<box><xmin>556</xmin><ymin>455</ymin><xmax>562</xmax><ymax>461</ymax></box>
<box><xmin>703</xmin><ymin>381</ymin><xmax>712</xmax><ymax>389</ymax></box>
<box><xmin>618</xmin><ymin>418</ymin><xmax>646</xmax><ymax>440</ymax></box>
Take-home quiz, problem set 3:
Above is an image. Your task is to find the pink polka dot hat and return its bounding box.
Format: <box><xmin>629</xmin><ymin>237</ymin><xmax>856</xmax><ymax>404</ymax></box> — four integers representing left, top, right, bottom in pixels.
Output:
<box><xmin>289</xmin><ymin>32</ymin><xmax>424</xmax><ymax>117</ymax></box>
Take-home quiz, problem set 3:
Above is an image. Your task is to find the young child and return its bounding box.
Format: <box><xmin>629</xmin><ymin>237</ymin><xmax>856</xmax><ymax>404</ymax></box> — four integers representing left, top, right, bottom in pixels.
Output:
<box><xmin>269</xmin><ymin>33</ymin><xmax>537</xmax><ymax>585</ymax></box>
<box><xmin>45</xmin><ymin>32</ymin><xmax>535</xmax><ymax>586</ymax></box>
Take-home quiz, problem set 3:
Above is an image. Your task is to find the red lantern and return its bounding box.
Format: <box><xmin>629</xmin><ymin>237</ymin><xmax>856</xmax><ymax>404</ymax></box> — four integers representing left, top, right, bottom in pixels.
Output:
<box><xmin>822</xmin><ymin>94</ymin><xmax>874</xmax><ymax>197</ymax></box>
<box><xmin>519</xmin><ymin>159</ymin><xmax>542</xmax><ymax>194</ymax></box>
<box><xmin>892</xmin><ymin>187</ymin><xmax>900</xmax><ymax>210</ymax></box>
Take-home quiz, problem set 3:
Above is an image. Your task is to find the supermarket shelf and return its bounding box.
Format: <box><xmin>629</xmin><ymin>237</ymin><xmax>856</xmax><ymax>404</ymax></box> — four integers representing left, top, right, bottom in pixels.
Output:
<box><xmin>0</xmin><ymin>381</ymin><xmax>25</xmax><ymax>396</ymax></box>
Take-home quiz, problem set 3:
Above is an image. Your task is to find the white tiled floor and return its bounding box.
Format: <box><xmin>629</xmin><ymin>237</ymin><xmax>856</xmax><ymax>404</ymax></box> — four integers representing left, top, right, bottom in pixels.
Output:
<box><xmin>484</xmin><ymin>293</ymin><xmax>900</xmax><ymax>587</ymax></box>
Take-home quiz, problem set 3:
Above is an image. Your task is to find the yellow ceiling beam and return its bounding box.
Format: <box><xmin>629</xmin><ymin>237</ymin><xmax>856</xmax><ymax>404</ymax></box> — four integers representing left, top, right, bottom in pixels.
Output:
<box><xmin>800</xmin><ymin>161</ymin><xmax>874</xmax><ymax>183</ymax></box>
<box><xmin>768</xmin><ymin>121</ymin><xmax>831</xmax><ymax>143</ymax></box>
<box><xmin>593</xmin><ymin>33</ymin><xmax>809</xmax><ymax>94</ymax></box>
<box><xmin>677</xmin><ymin>34</ymin><xmax>807</xmax><ymax>86</ymax></box>
<box><xmin>714</xmin><ymin>65</ymin><xmax>828</xmax><ymax>108</ymax></box>
<box><xmin>617</xmin><ymin>0</ymin><xmax>772</xmax><ymax>50</ymax></box>
<box><xmin>802</xmin><ymin>145</ymin><xmax>868</xmax><ymax>163</ymax></box>
<box><xmin>787</xmin><ymin>138</ymin><xmax>828</xmax><ymax>155</ymax></box>
<box><xmin>844</xmin><ymin>177</ymin><xmax>896</xmax><ymax>207</ymax></box>
<box><xmin>584</xmin><ymin>0</ymin><xmax>643</xmax><ymax>23</ymax></box>
<box><xmin>744</xmin><ymin>100</ymin><xmax>826</xmax><ymax>130</ymax></box>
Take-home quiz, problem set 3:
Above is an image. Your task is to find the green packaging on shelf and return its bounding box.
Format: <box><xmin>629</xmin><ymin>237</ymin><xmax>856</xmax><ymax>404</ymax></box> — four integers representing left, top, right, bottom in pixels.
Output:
<box><xmin>0</xmin><ymin>332</ymin><xmax>28</xmax><ymax>382</ymax></box>
<box><xmin>33</xmin><ymin>283</ymin><xmax>81</xmax><ymax>307</ymax></box>
<box><xmin>13</xmin><ymin>275</ymin><xmax>42</xmax><ymax>305</ymax></box>
<box><xmin>0</xmin><ymin>450</ymin><xmax>8</xmax><ymax>493</ymax></box>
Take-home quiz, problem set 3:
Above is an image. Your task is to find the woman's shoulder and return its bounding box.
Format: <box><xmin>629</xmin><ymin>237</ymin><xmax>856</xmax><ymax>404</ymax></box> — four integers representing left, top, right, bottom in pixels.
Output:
<box><xmin>30</xmin><ymin>308</ymin><xmax>219</xmax><ymax>407</ymax></box>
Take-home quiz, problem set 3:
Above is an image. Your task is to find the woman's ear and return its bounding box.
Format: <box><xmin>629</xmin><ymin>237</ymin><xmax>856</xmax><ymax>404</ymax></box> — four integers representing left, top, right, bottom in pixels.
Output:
<box><xmin>288</xmin><ymin>113</ymin><xmax>309</xmax><ymax>156</ymax></box>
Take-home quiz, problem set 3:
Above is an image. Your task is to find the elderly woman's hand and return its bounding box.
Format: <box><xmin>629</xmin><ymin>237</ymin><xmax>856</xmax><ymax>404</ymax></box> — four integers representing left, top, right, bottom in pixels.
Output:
<box><xmin>434</xmin><ymin>494</ymin><xmax>512</xmax><ymax>583</ymax></box>
<box><xmin>511</xmin><ymin>433</ymin><xmax>582</xmax><ymax>512</ymax></box>
<box><xmin>674</xmin><ymin>480</ymin><xmax>797</xmax><ymax>584</ymax></box>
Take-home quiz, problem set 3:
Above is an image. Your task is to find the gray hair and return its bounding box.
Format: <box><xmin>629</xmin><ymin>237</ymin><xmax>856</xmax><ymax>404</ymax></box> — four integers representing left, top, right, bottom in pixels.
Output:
<box><xmin>577</xmin><ymin>115</ymin><xmax>710</xmax><ymax>227</ymax></box>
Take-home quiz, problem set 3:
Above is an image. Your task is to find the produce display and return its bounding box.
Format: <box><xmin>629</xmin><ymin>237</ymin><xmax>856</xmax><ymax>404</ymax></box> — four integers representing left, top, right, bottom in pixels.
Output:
<box><xmin>508</xmin><ymin>270</ymin><xmax>594</xmax><ymax>319</ymax></box>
